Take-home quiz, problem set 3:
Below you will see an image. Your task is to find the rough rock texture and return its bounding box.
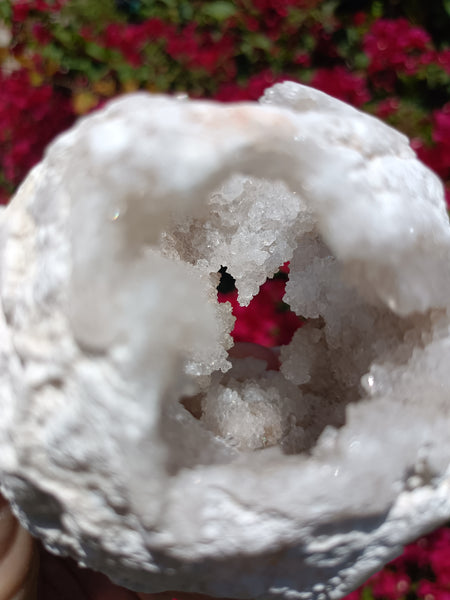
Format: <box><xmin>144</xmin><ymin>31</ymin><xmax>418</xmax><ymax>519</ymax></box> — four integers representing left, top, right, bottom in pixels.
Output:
<box><xmin>0</xmin><ymin>82</ymin><xmax>450</xmax><ymax>599</ymax></box>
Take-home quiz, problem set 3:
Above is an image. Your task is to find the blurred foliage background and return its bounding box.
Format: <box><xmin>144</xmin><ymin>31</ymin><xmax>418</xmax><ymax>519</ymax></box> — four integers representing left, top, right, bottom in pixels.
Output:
<box><xmin>1</xmin><ymin>2</ymin><xmax>450</xmax><ymax>599</ymax></box>
<box><xmin>2</xmin><ymin>0</ymin><xmax>450</xmax><ymax>202</ymax></box>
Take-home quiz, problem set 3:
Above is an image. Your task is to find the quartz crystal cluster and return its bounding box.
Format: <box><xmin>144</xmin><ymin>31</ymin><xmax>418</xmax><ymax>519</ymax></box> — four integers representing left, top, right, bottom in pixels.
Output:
<box><xmin>0</xmin><ymin>82</ymin><xmax>450</xmax><ymax>600</ymax></box>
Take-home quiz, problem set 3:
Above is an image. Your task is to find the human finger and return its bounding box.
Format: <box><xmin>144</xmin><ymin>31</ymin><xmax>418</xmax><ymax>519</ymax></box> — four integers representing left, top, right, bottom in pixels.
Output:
<box><xmin>0</xmin><ymin>494</ymin><xmax>38</xmax><ymax>600</ymax></box>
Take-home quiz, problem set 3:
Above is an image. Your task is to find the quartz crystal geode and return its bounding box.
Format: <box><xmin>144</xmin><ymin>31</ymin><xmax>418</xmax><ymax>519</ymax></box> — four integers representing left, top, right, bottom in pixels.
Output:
<box><xmin>0</xmin><ymin>82</ymin><xmax>450</xmax><ymax>599</ymax></box>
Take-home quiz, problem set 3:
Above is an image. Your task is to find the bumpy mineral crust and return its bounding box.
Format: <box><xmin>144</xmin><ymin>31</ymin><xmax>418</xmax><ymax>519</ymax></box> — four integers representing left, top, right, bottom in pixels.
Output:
<box><xmin>1</xmin><ymin>82</ymin><xmax>450</xmax><ymax>599</ymax></box>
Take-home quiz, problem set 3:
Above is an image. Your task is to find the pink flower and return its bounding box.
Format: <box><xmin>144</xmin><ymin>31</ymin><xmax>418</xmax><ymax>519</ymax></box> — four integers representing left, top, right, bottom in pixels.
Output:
<box><xmin>413</xmin><ymin>109</ymin><xmax>450</xmax><ymax>180</ymax></box>
<box><xmin>214</xmin><ymin>71</ymin><xmax>294</xmax><ymax>102</ymax></box>
<box><xmin>418</xmin><ymin>580</ymin><xmax>450</xmax><ymax>600</ymax></box>
<box><xmin>142</xmin><ymin>18</ymin><xmax>167</xmax><ymax>38</ymax></box>
<box><xmin>12</xmin><ymin>2</ymin><xmax>30</xmax><ymax>22</ymax></box>
<box><xmin>218</xmin><ymin>275</ymin><xmax>302</xmax><ymax>347</ymax></box>
<box><xmin>343</xmin><ymin>590</ymin><xmax>361</xmax><ymax>600</ymax></box>
<box><xmin>375</xmin><ymin>97</ymin><xmax>400</xmax><ymax>118</ymax></box>
<box><xmin>393</xmin><ymin>535</ymin><xmax>433</xmax><ymax>571</ymax></box>
<box><xmin>429</xmin><ymin>528</ymin><xmax>450</xmax><ymax>586</ymax></box>
<box><xmin>166</xmin><ymin>24</ymin><xmax>199</xmax><ymax>62</ymax></box>
<box><xmin>0</xmin><ymin>69</ymin><xmax>75</xmax><ymax>190</ymax></box>
<box><xmin>12</xmin><ymin>0</ymin><xmax>67</xmax><ymax>20</ymax></box>
<box><xmin>353</xmin><ymin>12</ymin><xmax>366</xmax><ymax>26</ymax></box>
<box><xmin>310</xmin><ymin>66</ymin><xmax>370</xmax><ymax>107</ymax></box>
<box><xmin>436</xmin><ymin>49</ymin><xmax>450</xmax><ymax>74</ymax></box>
<box><xmin>31</xmin><ymin>23</ymin><xmax>52</xmax><ymax>46</ymax></box>
<box><xmin>0</xmin><ymin>188</ymin><xmax>11</xmax><ymax>206</ymax></box>
<box><xmin>252</xmin><ymin>0</ymin><xmax>294</xmax><ymax>18</ymax></box>
<box><xmin>293</xmin><ymin>52</ymin><xmax>311</xmax><ymax>67</ymax></box>
<box><xmin>363</xmin><ymin>18</ymin><xmax>432</xmax><ymax>82</ymax></box>
<box><xmin>432</xmin><ymin>110</ymin><xmax>450</xmax><ymax>145</ymax></box>
<box><xmin>243</xmin><ymin>15</ymin><xmax>260</xmax><ymax>33</ymax></box>
<box><xmin>368</xmin><ymin>569</ymin><xmax>411</xmax><ymax>600</ymax></box>
<box><xmin>103</xmin><ymin>20</ymin><xmax>169</xmax><ymax>66</ymax></box>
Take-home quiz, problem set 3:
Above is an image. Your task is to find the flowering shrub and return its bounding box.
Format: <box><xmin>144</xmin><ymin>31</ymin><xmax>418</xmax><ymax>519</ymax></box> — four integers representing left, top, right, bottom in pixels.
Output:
<box><xmin>2</xmin><ymin>1</ymin><xmax>450</xmax><ymax>598</ymax></box>
<box><xmin>363</xmin><ymin>18</ymin><xmax>433</xmax><ymax>79</ymax></box>
<box><xmin>0</xmin><ymin>67</ymin><xmax>75</xmax><ymax>202</ymax></box>
<box><xmin>3</xmin><ymin>1</ymin><xmax>450</xmax><ymax>201</ymax></box>
<box><xmin>344</xmin><ymin>528</ymin><xmax>450</xmax><ymax>600</ymax></box>
<box><xmin>218</xmin><ymin>267</ymin><xmax>302</xmax><ymax>347</ymax></box>
<box><xmin>310</xmin><ymin>65</ymin><xmax>370</xmax><ymax>107</ymax></box>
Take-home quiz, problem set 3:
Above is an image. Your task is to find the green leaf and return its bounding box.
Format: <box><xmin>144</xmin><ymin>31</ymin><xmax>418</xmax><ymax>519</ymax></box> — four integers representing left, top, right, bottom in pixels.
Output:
<box><xmin>84</xmin><ymin>41</ymin><xmax>108</xmax><ymax>61</ymax></box>
<box><xmin>140</xmin><ymin>0</ymin><xmax>180</xmax><ymax>22</ymax></box>
<box><xmin>444</xmin><ymin>0</ymin><xmax>450</xmax><ymax>17</ymax></box>
<box><xmin>321</xmin><ymin>0</ymin><xmax>339</xmax><ymax>19</ymax></box>
<box><xmin>153</xmin><ymin>0</ymin><xmax>178</xmax><ymax>9</ymax></box>
<box><xmin>84</xmin><ymin>63</ymin><xmax>110</xmax><ymax>82</ymax></box>
<box><xmin>371</xmin><ymin>1</ymin><xmax>383</xmax><ymax>18</ymax></box>
<box><xmin>58</xmin><ymin>52</ymin><xmax>104</xmax><ymax>79</ymax></box>
<box><xmin>41</xmin><ymin>43</ymin><xmax>65</xmax><ymax>64</ymax></box>
<box><xmin>52</xmin><ymin>26</ymin><xmax>77</xmax><ymax>47</ymax></box>
<box><xmin>247</xmin><ymin>32</ymin><xmax>272</xmax><ymax>52</ymax></box>
<box><xmin>116</xmin><ymin>63</ymin><xmax>141</xmax><ymax>84</ymax></box>
<box><xmin>353</xmin><ymin>52</ymin><xmax>370</xmax><ymax>70</ymax></box>
<box><xmin>0</xmin><ymin>2</ymin><xmax>12</xmax><ymax>21</ymax></box>
<box><xmin>200</xmin><ymin>1</ymin><xmax>237</xmax><ymax>21</ymax></box>
<box><xmin>60</xmin><ymin>0</ymin><xmax>121</xmax><ymax>28</ymax></box>
<box><xmin>345</xmin><ymin>26</ymin><xmax>360</xmax><ymax>45</ymax></box>
<box><xmin>302</xmin><ymin>34</ymin><xmax>316</xmax><ymax>53</ymax></box>
<box><xmin>178</xmin><ymin>1</ymin><xmax>193</xmax><ymax>21</ymax></box>
<box><xmin>360</xmin><ymin>585</ymin><xmax>375</xmax><ymax>600</ymax></box>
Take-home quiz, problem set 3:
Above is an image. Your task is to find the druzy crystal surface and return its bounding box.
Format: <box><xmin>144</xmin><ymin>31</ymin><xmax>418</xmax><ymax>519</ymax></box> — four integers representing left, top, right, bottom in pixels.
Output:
<box><xmin>0</xmin><ymin>82</ymin><xmax>450</xmax><ymax>599</ymax></box>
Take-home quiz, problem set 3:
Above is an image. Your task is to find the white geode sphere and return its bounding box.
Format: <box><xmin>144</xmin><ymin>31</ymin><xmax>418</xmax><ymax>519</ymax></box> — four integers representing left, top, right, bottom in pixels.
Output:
<box><xmin>1</xmin><ymin>82</ymin><xmax>450</xmax><ymax>599</ymax></box>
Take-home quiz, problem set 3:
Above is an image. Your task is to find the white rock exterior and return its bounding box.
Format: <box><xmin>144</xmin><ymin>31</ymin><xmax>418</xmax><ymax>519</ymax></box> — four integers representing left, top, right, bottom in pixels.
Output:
<box><xmin>0</xmin><ymin>82</ymin><xmax>450</xmax><ymax>599</ymax></box>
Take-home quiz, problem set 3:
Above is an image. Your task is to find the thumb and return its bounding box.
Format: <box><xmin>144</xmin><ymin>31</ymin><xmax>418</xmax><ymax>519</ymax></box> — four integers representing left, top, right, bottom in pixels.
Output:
<box><xmin>0</xmin><ymin>494</ymin><xmax>38</xmax><ymax>600</ymax></box>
